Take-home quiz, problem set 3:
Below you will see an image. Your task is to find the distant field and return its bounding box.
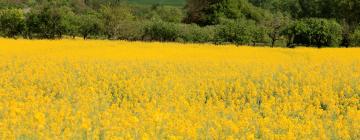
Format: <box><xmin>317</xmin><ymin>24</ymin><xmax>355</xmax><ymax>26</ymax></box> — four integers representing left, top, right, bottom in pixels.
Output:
<box><xmin>128</xmin><ymin>0</ymin><xmax>185</xmax><ymax>6</ymax></box>
<box><xmin>0</xmin><ymin>39</ymin><xmax>359</xmax><ymax>139</ymax></box>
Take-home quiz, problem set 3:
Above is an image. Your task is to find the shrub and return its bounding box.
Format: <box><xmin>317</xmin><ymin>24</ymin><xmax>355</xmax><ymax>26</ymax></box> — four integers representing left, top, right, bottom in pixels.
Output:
<box><xmin>178</xmin><ymin>24</ymin><xmax>216</xmax><ymax>43</ymax></box>
<box><xmin>143</xmin><ymin>21</ymin><xmax>179</xmax><ymax>41</ymax></box>
<box><xmin>215</xmin><ymin>19</ymin><xmax>257</xmax><ymax>45</ymax></box>
<box><xmin>116</xmin><ymin>21</ymin><xmax>148</xmax><ymax>41</ymax></box>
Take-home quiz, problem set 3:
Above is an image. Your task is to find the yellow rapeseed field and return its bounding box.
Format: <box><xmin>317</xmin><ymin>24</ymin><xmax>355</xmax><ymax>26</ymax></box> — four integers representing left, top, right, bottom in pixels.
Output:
<box><xmin>0</xmin><ymin>38</ymin><xmax>359</xmax><ymax>139</ymax></box>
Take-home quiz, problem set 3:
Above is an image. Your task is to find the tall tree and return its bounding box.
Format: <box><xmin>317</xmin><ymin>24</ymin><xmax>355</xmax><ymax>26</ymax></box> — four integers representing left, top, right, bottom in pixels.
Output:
<box><xmin>100</xmin><ymin>4</ymin><xmax>134</xmax><ymax>39</ymax></box>
<box><xmin>0</xmin><ymin>8</ymin><xmax>25</xmax><ymax>38</ymax></box>
<box><xmin>184</xmin><ymin>0</ymin><xmax>267</xmax><ymax>26</ymax></box>
<box><xmin>78</xmin><ymin>13</ymin><xmax>103</xmax><ymax>39</ymax></box>
<box><xmin>265</xmin><ymin>13</ymin><xmax>290</xmax><ymax>47</ymax></box>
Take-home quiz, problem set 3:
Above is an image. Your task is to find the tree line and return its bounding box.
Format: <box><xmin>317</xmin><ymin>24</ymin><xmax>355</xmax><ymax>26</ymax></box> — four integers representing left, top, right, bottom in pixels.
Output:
<box><xmin>0</xmin><ymin>0</ymin><xmax>359</xmax><ymax>47</ymax></box>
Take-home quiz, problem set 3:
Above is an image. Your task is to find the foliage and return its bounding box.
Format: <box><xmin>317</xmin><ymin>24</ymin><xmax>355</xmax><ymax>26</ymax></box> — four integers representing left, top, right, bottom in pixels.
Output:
<box><xmin>351</xmin><ymin>27</ymin><xmax>360</xmax><ymax>46</ymax></box>
<box><xmin>215</xmin><ymin>19</ymin><xmax>257</xmax><ymax>45</ymax></box>
<box><xmin>0</xmin><ymin>8</ymin><xmax>25</xmax><ymax>38</ymax></box>
<box><xmin>0</xmin><ymin>0</ymin><xmax>359</xmax><ymax>47</ymax></box>
<box><xmin>265</xmin><ymin>12</ymin><xmax>290</xmax><ymax>47</ymax></box>
<box><xmin>340</xmin><ymin>21</ymin><xmax>352</xmax><ymax>47</ymax></box>
<box><xmin>78</xmin><ymin>13</ymin><xmax>104</xmax><ymax>39</ymax></box>
<box><xmin>143</xmin><ymin>21</ymin><xmax>179</xmax><ymax>41</ymax></box>
<box><xmin>100</xmin><ymin>4</ymin><xmax>135</xmax><ymax>39</ymax></box>
<box><xmin>251</xmin><ymin>25</ymin><xmax>269</xmax><ymax>46</ymax></box>
<box><xmin>184</xmin><ymin>0</ymin><xmax>267</xmax><ymax>26</ymax></box>
<box><xmin>284</xmin><ymin>18</ymin><xmax>342</xmax><ymax>47</ymax></box>
<box><xmin>178</xmin><ymin>24</ymin><xmax>216</xmax><ymax>43</ymax></box>
<box><xmin>249</xmin><ymin>0</ymin><xmax>360</xmax><ymax>25</ymax></box>
<box><xmin>145</xmin><ymin>4</ymin><xmax>184</xmax><ymax>23</ymax></box>
<box><xmin>116</xmin><ymin>20</ymin><xmax>148</xmax><ymax>40</ymax></box>
<box><xmin>25</xmin><ymin>6</ymin><xmax>67</xmax><ymax>39</ymax></box>
<box><xmin>129</xmin><ymin>0</ymin><xmax>185</xmax><ymax>6</ymax></box>
<box><xmin>58</xmin><ymin>6</ymin><xmax>81</xmax><ymax>38</ymax></box>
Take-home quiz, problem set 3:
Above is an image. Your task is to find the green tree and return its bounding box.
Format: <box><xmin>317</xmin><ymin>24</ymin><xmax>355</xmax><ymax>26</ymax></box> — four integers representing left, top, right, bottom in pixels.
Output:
<box><xmin>215</xmin><ymin>19</ymin><xmax>257</xmax><ymax>45</ymax></box>
<box><xmin>116</xmin><ymin>20</ymin><xmax>147</xmax><ymax>41</ymax></box>
<box><xmin>79</xmin><ymin>13</ymin><xmax>103</xmax><ymax>39</ymax></box>
<box><xmin>184</xmin><ymin>0</ymin><xmax>267</xmax><ymax>26</ymax></box>
<box><xmin>285</xmin><ymin>18</ymin><xmax>342</xmax><ymax>48</ymax></box>
<box><xmin>100</xmin><ymin>4</ymin><xmax>134</xmax><ymax>39</ymax></box>
<box><xmin>251</xmin><ymin>25</ymin><xmax>268</xmax><ymax>46</ymax></box>
<box><xmin>83</xmin><ymin>0</ymin><xmax>126</xmax><ymax>9</ymax></box>
<box><xmin>25</xmin><ymin>6</ymin><xmax>67</xmax><ymax>39</ymax></box>
<box><xmin>340</xmin><ymin>20</ymin><xmax>351</xmax><ymax>47</ymax></box>
<box><xmin>48</xmin><ymin>6</ymin><xmax>82</xmax><ymax>39</ymax></box>
<box><xmin>144</xmin><ymin>21</ymin><xmax>179</xmax><ymax>41</ymax></box>
<box><xmin>351</xmin><ymin>26</ymin><xmax>360</xmax><ymax>46</ymax></box>
<box><xmin>178</xmin><ymin>24</ymin><xmax>216</xmax><ymax>43</ymax></box>
<box><xmin>265</xmin><ymin>13</ymin><xmax>290</xmax><ymax>47</ymax></box>
<box><xmin>147</xmin><ymin>4</ymin><xmax>184</xmax><ymax>23</ymax></box>
<box><xmin>0</xmin><ymin>8</ymin><xmax>25</xmax><ymax>38</ymax></box>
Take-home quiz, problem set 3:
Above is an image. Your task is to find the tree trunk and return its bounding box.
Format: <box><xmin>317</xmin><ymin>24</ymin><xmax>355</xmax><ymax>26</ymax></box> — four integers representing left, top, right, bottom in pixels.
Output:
<box><xmin>271</xmin><ymin>38</ymin><xmax>276</xmax><ymax>47</ymax></box>
<box><xmin>107</xmin><ymin>34</ymin><xmax>112</xmax><ymax>40</ymax></box>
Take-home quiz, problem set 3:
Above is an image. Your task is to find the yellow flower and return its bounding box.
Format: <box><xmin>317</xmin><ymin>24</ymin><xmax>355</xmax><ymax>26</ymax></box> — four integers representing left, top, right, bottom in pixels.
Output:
<box><xmin>0</xmin><ymin>38</ymin><xmax>358</xmax><ymax>139</ymax></box>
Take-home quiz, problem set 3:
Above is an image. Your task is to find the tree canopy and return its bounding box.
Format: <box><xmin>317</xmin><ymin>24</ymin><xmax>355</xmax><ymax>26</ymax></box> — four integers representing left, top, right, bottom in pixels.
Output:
<box><xmin>0</xmin><ymin>0</ymin><xmax>359</xmax><ymax>47</ymax></box>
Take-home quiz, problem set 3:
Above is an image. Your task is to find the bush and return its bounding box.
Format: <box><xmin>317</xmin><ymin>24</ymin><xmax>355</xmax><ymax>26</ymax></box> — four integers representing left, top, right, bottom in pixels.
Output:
<box><xmin>285</xmin><ymin>18</ymin><xmax>342</xmax><ymax>47</ymax></box>
<box><xmin>0</xmin><ymin>8</ymin><xmax>25</xmax><ymax>38</ymax></box>
<box><xmin>116</xmin><ymin>21</ymin><xmax>148</xmax><ymax>41</ymax></box>
<box><xmin>215</xmin><ymin>19</ymin><xmax>257</xmax><ymax>45</ymax></box>
<box><xmin>141</xmin><ymin>22</ymin><xmax>216</xmax><ymax>43</ymax></box>
<box><xmin>178</xmin><ymin>24</ymin><xmax>216</xmax><ymax>43</ymax></box>
<box><xmin>143</xmin><ymin>21</ymin><xmax>179</xmax><ymax>41</ymax></box>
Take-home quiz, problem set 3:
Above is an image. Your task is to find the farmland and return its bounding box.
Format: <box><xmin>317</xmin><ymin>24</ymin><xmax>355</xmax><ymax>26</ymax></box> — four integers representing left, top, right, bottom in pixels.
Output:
<box><xmin>0</xmin><ymin>39</ymin><xmax>359</xmax><ymax>139</ymax></box>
